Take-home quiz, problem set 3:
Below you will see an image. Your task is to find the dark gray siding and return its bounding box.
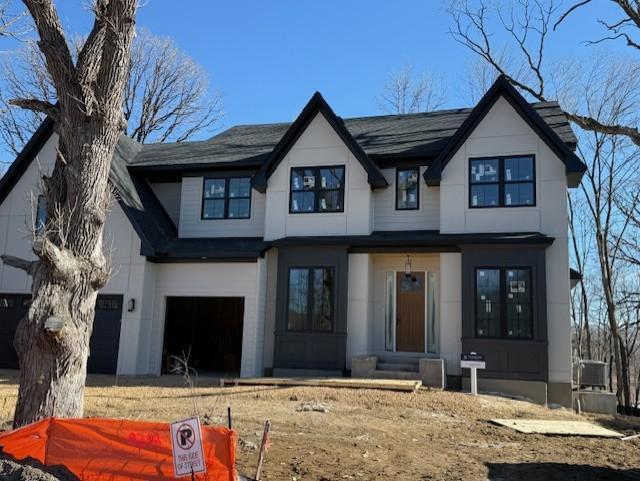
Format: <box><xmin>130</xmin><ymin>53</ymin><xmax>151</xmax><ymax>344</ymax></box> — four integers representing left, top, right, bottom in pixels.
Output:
<box><xmin>461</xmin><ymin>245</ymin><xmax>548</xmax><ymax>382</ymax></box>
<box><xmin>273</xmin><ymin>246</ymin><xmax>348</xmax><ymax>371</ymax></box>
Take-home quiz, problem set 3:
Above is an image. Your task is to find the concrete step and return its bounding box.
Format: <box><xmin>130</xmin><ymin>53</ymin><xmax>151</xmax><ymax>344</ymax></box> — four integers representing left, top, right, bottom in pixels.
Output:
<box><xmin>377</xmin><ymin>355</ymin><xmax>420</xmax><ymax>366</ymax></box>
<box><xmin>370</xmin><ymin>370</ymin><xmax>422</xmax><ymax>381</ymax></box>
<box><xmin>376</xmin><ymin>362</ymin><xmax>419</xmax><ymax>373</ymax></box>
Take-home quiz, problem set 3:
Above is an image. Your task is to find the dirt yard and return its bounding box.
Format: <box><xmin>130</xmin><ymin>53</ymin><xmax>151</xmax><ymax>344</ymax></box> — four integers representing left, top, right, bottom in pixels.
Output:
<box><xmin>1</xmin><ymin>371</ymin><xmax>640</xmax><ymax>480</ymax></box>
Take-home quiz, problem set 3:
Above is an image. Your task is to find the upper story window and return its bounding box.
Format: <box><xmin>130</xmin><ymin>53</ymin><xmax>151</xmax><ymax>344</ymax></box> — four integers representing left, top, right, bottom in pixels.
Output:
<box><xmin>35</xmin><ymin>195</ymin><xmax>47</xmax><ymax>233</ymax></box>
<box><xmin>202</xmin><ymin>177</ymin><xmax>251</xmax><ymax>220</ymax></box>
<box><xmin>469</xmin><ymin>155</ymin><xmax>535</xmax><ymax>208</ymax></box>
<box><xmin>290</xmin><ymin>166</ymin><xmax>345</xmax><ymax>214</ymax></box>
<box><xmin>475</xmin><ymin>267</ymin><xmax>532</xmax><ymax>339</ymax></box>
<box><xmin>396</xmin><ymin>168</ymin><xmax>419</xmax><ymax>210</ymax></box>
<box><xmin>287</xmin><ymin>267</ymin><xmax>334</xmax><ymax>332</ymax></box>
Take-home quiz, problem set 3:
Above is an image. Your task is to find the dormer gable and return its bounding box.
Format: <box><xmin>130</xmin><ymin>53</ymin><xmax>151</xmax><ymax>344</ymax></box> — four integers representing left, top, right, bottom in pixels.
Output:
<box><xmin>254</xmin><ymin>92</ymin><xmax>388</xmax><ymax>192</ymax></box>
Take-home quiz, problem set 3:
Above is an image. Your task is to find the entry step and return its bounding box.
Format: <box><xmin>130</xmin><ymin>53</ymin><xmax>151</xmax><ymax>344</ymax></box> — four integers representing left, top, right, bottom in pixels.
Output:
<box><xmin>376</xmin><ymin>362</ymin><xmax>419</xmax><ymax>373</ymax></box>
<box><xmin>370</xmin><ymin>370</ymin><xmax>422</xmax><ymax>381</ymax></box>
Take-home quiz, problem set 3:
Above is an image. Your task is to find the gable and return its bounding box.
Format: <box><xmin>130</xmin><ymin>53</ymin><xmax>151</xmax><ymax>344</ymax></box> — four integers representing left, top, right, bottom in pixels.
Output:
<box><xmin>424</xmin><ymin>75</ymin><xmax>586</xmax><ymax>188</ymax></box>
<box><xmin>253</xmin><ymin>92</ymin><xmax>387</xmax><ymax>192</ymax></box>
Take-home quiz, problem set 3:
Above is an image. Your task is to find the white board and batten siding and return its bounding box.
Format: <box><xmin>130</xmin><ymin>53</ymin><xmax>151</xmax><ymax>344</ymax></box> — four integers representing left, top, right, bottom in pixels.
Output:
<box><xmin>439</xmin><ymin>95</ymin><xmax>571</xmax><ymax>384</ymax></box>
<box><xmin>264</xmin><ymin>113</ymin><xmax>373</xmax><ymax>241</ymax></box>
<box><xmin>372</xmin><ymin>166</ymin><xmax>440</xmax><ymax>231</ymax></box>
<box><xmin>179</xmin><ymin>176</ymin><xmax>265</xmax><ymax>238</ymax></box>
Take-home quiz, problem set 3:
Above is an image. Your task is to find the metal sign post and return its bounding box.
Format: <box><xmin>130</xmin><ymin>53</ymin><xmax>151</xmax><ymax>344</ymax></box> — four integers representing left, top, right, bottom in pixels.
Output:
<box><xmin>461</xmin><ymin>352</ymin><xmax>486</xmax><ymax>396</ymax></box>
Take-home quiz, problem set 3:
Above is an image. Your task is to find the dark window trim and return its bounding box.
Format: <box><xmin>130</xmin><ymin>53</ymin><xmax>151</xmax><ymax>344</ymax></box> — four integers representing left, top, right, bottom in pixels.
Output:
<box><xmin>286</xmin><ymin>266</ymin><xmax>335</xmax><ymax>332</ymax></box>
<box><xmin>289</xmin><ymin>165</ymin><xmax>345</xmax><ymax>214</ymax></box>
<box><xmin>468</xmin><ymin>155</ymin><xmax>536</xmax><ymax>209</ymax></box>
<box><xmin>474</xmin><ymin>266</ymin><xmax>533</xmax><ymax>340</ymax></box>
<box><xmin>201</xmin><ymin>176</ymin><xmax>252</xmax><ymax>220</ymax></box>
<box><xmin>395</xmin><ymin>167</ymin><xmax>420</xmax><ymax>211</ymax></box>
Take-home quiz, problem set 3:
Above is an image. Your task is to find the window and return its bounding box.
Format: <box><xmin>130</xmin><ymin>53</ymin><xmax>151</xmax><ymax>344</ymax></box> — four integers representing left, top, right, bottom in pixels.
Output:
<box><xmin>290</xmin><ymin>166</ymin><xmax>345</xmax><ymax>213</ymax></box>
<box><xmin>469</xmin><ymin>155</ymin><xmax>535</xmax><ymax>208</ymax></box>
<box><xmin>475</xmin><ymin>267</ymin><xmax>532</xmax><ymax>339</ymax></box>
<box><xmin>202</xmin><ymin>177</ymin><xmax>251</xmax><ymax>219</ymax></box>
<box><xmin>287</xmin><ymin>267</ymin><xmax>334</xmax><ymax>331</ymax></box>
<box><xmin>35</xmin><ymin>195</ymin><xmax>47</xmax><ymax>233</ymax></box>
<box><xmin>396</xmin><ymin>168</ymin><xmax>419</xmax><ymax>210</ymax></box>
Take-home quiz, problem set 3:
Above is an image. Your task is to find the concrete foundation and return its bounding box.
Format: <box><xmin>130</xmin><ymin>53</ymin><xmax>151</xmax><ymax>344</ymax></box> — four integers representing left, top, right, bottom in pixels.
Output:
<box><xmin>462</xmin><ymin>377</ymin><xmax>548</xmax><ymax>405</ymax></box>
<box><xmin>351</xmin><ymin>355</ymin><xmax>377</xmax><ymax>378</ymax></box>
<box><xmin>574</xmin><ymin>390</ymin><xmax>617</xmax><ymax>415</ymax></box>
<box><xmin>419</xmin><ymin>358</ymin><xmax>446</xmax><ymax>389</ymax></box>
<box><xmin>273</xmin><ymin>368</ymin><xmax>343</xmax><ymax>378</ymax></box>
<box><xmin>548</xmin><ymin>382</ymin><xmax>573</xmax><ymax>408</ymax></box>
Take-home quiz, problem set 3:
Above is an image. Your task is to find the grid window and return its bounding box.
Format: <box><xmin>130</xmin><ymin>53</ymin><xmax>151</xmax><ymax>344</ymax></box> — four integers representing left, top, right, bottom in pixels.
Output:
<box><xmin>475</xmin><ymin>267</ymin><xmax>533</xmax><ymax>339</ymax></box>
<box><xmin>290</xmin><ymin>166</ymin><xmax>345</xmax><ymax>213</ymax></box>
<box><xmin>287</xmin><ymin>267</ymin><xmax>334</xmax><ymax>331</ymax></box>
<box><xmin>396</xmin><ymin>168</ymin><xmax>419</xmax><ymax>210</ymax></box>
<box><xmin>470</xmin><ymin>156</ymin><xmax>535</xmax><ymax>208</ymax></box>
<box><xmin>202</xmin><ymin>177</ymin><xmax>251</xmax><ymax>219</ymax></box>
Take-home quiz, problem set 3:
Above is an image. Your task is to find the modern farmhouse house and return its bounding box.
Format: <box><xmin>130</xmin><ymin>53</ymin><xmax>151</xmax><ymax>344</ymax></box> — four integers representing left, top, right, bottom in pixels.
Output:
<box><xmin>0</xmin><ymin>76</ymin><xmax>585</xmax><ymax>407</ymax></box>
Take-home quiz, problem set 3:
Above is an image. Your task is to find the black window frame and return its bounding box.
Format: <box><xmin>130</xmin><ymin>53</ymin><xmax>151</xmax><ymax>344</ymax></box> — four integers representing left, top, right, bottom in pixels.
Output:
<box><xmin>201</xmin><ymin>176</ymin><xmax>252</xmax><ymax>220</ymax></box>
<box><xmin>395</xmin><ymin>167</ymin><xmax>420</xmax><ymax>211</ymax></box>
<box><xmin>285</xmin><ymin>266</ymin><xmax>335</xmax><ymax>332</ymax></box>
<box><xmin>289</xmin><ymin>165</ymin><xmax>345</xmax><ymax>214</ymax></box>
<box><xmin>468</xmin><ymin>155</ymin><xmax>536</xmax><ymax>208</ymax></box>
<box><xmin>474</xmin><ymin>266</ymin><xmax>533</xmax><ymax>340</ymax></box>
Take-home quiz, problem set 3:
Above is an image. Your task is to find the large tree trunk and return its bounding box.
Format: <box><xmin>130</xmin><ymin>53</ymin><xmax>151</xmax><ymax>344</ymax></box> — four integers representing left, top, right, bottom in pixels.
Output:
<box><xmin>1</xmin><ymin>0</ymin><xmax>137</xmax><ymax>428</ymax></box>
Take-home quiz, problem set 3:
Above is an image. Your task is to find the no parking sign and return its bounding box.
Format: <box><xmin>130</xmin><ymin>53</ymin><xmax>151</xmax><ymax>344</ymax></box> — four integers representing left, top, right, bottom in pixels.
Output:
<box><xmin>170</xmin><ymin>416</ymin><xmax>207</xmax><ymax>478</ymax></box>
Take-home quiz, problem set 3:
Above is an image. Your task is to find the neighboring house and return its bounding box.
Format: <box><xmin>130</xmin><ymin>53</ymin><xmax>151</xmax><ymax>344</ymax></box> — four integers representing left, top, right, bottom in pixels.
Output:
<box><xmin>0</xmin><ymin>76</ymin><xmax>586</xmax><ymax>407</ymax></box>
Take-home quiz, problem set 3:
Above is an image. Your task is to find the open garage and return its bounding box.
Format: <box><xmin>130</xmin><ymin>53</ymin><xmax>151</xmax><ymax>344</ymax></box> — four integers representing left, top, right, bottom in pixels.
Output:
<box><xmin>162</xmin><ymin>296</ymin><xmax>244</xmax><ymax>374</ymax></box>
<box><xmin>0</xmin><ymin>293</ymin><xmax>123</xmax><ymax>374</ymax></box>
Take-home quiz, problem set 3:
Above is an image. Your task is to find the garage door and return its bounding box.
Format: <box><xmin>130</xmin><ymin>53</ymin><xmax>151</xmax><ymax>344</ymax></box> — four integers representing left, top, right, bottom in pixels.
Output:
<box><xmin>0</xmin><ymin>293</ymin><xmax>123</xmax><ymax>374</ymax></box>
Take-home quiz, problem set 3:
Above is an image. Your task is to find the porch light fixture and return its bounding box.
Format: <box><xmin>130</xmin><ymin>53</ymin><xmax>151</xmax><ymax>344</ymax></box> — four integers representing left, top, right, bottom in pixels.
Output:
<box><xmin>404</xmin><ymin>255</ymin><xmax>412</xmax><ymax>278</ymax></box>
<box><xmin>127</xmin><ymin>298</ymin><xmax>136</xmax><ymax>313</ymax></box>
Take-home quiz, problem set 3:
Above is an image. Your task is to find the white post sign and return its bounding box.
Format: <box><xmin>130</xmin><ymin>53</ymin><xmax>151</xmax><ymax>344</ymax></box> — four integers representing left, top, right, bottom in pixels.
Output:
<box><xmin>461</xmin><ymin>352</ymin><xmax>486</xmax><ymax>396</ymax></box>
<box><xmin>170</xmin><ymin>416</ymin><xmax>207</xmax><ymax>478</ymax></box>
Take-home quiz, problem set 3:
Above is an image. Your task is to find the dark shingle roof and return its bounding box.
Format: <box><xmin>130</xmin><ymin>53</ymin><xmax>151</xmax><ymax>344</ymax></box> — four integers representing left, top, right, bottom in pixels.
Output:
<box><xmin>127</xmin><ymin>101</ymin><xmax>577</xmax><ymax>168</ymax></box>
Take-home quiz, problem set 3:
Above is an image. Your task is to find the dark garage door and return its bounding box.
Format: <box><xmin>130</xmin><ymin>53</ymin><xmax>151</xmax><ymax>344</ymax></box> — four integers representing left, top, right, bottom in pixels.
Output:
<box><xmin>0</xmin><ymin>293</ymin><xmax>123</xmax><ymax>374</ymax></box>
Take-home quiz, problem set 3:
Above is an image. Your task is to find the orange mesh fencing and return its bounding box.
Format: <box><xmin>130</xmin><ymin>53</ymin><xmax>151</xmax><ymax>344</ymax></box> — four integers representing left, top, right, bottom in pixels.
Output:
<box><xmin>0</xmin><ymin>417</ymin><xmax>237</xmax><ymax>481</ymax></box>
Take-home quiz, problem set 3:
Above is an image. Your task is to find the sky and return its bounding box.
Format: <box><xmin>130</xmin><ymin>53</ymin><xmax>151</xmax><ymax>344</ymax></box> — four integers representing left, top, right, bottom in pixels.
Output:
<box><xmin>0</xmin><ymin>0</ymin><xmax>630</xmax><ymax>146</ymax></box>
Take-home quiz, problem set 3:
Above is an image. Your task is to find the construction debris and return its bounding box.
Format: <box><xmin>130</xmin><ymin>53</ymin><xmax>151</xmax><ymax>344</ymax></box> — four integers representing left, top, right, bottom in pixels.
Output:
<box><xmin>296</xmin><ymin>402</ymin><xmax>330</xmax><ymax>413</ymax></box>
<box><xmin>491</xmin><ymin>419</ymin><xmax>623</xmax><ymax>438</ymax></box>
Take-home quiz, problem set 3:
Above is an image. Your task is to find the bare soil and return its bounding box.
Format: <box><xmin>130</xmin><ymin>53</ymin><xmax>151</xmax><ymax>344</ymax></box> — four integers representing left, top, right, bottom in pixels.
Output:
<box><xmin>1</xmin><ymin>370</ymin><xmax>640</xmax><ymax>480</ymax></box>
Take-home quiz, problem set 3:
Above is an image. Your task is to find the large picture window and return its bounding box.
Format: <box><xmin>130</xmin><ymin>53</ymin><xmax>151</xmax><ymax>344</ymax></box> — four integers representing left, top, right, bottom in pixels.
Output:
<box><xmin>202</xmin><ymin>177</ymin><xmax>251</xmax><ymax>219</ymax></box>
<box><xmin>287</xmin><ymin>267</ymin><xmax>334</xmax><ymax>331</ymax></box>
<box><xmin>475</xmin><ymin>267</ymin><xmax>532</xmax><ymax>339</ymax></box>
<box><xmin>469</xmin><ymin>155</ymin><xmax>535</xmax><ymax>208</ymax></box>
<box><xmin>290</xmin><ymin>166</ymin><xmax>345</xmax><ymax>213</ymax></box>
<box><xmin>396</xmin><ymin>168</ymin><xmax>419</xmax><ymax>210</ymax></box>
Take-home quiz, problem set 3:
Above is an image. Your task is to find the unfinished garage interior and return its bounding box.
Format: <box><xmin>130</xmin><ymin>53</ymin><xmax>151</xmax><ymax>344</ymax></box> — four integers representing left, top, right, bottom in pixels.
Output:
<box><xmin>162</xmin><ymin>297</ymin><xmax>245</xmax><ymax>374</ymax></box>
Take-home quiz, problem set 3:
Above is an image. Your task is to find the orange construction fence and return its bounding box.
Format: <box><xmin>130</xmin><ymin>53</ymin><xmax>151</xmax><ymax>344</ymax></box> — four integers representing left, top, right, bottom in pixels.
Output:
<box><xmin>0</xmin><ymin>417</ymin><xmax>237</xmax><ymax>481</ymax></box>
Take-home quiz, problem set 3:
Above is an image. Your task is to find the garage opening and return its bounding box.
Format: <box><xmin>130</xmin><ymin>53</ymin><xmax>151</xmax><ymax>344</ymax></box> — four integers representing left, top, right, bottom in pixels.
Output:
<box><xmin>162</xmin><ymin>297</ymin><xmax>244</xmax><ymax>374</ymax></box>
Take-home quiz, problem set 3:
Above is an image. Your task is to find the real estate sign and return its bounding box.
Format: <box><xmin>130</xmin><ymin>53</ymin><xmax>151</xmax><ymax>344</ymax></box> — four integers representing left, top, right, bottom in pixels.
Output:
<box><xmin>170</xmin><ymin>416</ymin><xmax>207</xmax><ymax>478</ymax></box>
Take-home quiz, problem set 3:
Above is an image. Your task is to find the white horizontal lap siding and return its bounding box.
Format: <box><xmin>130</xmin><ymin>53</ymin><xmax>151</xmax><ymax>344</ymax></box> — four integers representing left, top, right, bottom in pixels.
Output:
<box><xmin>179</xmin><ymin>176</ymin><xmax>265</xmax><ymax>238</ymax></box>
<box><xmin>264</xmin><ymin>113</ymin><xmax>372</xmax><ymax>240</ymax></box>
<box><xmin>150</xmin><ymin>182</ymin><xmax>181</xmax><ymax>227</ymax></box>
<box><xmin>150</xmin><ymin>262</ymin><xmax>261</xmax><ymax>377</ymax></box>
<box><xmin>373</xmin><ymin>166</ymin><xmax>440</xmax><ymax>231</ymax></box>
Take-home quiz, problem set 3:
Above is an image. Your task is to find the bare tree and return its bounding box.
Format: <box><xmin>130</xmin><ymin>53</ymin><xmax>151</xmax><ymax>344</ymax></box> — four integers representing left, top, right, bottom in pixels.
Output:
<box><xmin>448</xmin><ymin>0</ymin><xmax>640</xmax><ymax>145</ymax></box>
<box><xmin>0</xmin><ymin>0</ymin><xmax>138</xmax><ymax>428</ymax></box>
<box><xmin>0</xmin><ymin>28</ymin><xmax>222</xmax><ymax>157</ymax></box>
<box><xmin>378</xmin><ymin>64</ymin><xmax>446</xmax><ymax>114</ymax></box>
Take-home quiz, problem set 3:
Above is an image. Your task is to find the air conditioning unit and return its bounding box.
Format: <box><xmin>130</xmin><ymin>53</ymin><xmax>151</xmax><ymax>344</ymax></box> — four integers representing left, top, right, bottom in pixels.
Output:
<box><xmin>573</xmin><ymin>360</ymin><xmax>607</xmax><ymax>388</ymax></box>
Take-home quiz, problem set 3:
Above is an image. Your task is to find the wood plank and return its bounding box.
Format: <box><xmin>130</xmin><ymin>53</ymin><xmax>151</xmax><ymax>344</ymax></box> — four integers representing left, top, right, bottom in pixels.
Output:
<box><xmin>221</xmin><ymin>377</ymin><xmax>422</xmax><ymax>392</ymax></box>
<box><xmin>491</xmin><ymin>419</ymin><xmax>623</xmax><ymax>438</ymax></box>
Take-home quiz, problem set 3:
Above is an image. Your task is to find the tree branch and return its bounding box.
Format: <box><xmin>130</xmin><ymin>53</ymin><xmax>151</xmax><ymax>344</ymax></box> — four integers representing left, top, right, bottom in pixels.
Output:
<box><xmin>567</xmin><ymin>112</ymin><xmax>640</xmax><ymax>146</ymax></box>
<box><xmin>8</xmin><ymin>98</ymin><xmax>59</xmax><ymax>121</ymax></box>
<box><xmin>0</xmin><ymin>255</ymin><xmax>38</xmax><ymax>275</ymax></box>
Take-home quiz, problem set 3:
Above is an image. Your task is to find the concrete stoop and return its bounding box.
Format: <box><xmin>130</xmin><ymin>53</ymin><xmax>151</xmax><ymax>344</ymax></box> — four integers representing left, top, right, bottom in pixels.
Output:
<box><xmin>352</xmin><ymin>355</ymin><xmax>446</xmax><ymax>389</ymax></box>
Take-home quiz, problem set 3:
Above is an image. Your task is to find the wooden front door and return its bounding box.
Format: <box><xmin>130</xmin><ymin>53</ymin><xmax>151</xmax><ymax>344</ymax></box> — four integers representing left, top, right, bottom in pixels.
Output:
<box><xmin>396</xmin><ymin>272</ymin><xmax>425</xmax><ymax>352</ymax></box>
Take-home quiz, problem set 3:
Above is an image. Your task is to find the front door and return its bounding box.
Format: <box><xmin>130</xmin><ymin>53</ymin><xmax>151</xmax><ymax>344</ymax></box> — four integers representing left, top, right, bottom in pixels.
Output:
<box><xmin>396</xmin><ymin>272</ymin><xmax>425</xmax><ymax>352</ymax></box>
